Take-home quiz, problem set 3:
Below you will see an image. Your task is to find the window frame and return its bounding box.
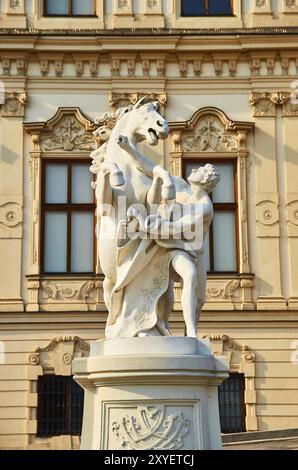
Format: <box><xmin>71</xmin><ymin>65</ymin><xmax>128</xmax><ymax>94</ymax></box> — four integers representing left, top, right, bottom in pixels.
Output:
<box><xmin>43</xmin><ymin>0</ymin><xmax>97</xmax><ymax>18</ymax></box>
<box><xmin>181</xmin><ymin>0</ymin><xmax>234</xmax><ymax>17</ymax></box>
<box><xmin>41</xmin><ymin>158</ymin><xmax>96</xmax><ymax>276</ymax></box>
<box><xmin>183</xmin><ymin>157</ymin><xmax>239</xmax><ymax>275</ymax></box>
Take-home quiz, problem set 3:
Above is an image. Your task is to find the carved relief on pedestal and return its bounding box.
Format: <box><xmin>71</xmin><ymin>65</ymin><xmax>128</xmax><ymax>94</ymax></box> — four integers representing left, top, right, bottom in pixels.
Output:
<box><xmin>0</xmin><ymin>200</ymin><xmax>23</xmax><ymax>238</ymax></box>
<box><xmin>109</xmin><ymin>92</ymin><xmax>167</xmax><ymax>111</ymax></box>
<box><xmin>112</xmin><ymin>405</ymin><xmax>191</xmax><ymax>450</ymax></box>
<box><xmin>1</xmin><ymin>91</ymin><xmax>27</xmax><ymax>117</ymax></box>
<box><xmin>256</xmin><ymin>194</ymin><xmax>280</xmax><ymax>237</ymax></box>
<box><xmin>201</xmin><ymin>334</ymin><xmax>257</xmax><ymax>431</ymax></box>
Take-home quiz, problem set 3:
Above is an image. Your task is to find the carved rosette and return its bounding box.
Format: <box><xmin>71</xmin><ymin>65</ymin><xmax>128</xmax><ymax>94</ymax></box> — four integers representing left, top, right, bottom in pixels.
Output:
<box><xmin>256</xmin><ymin>195</ymin><xmax>280</xmax><ymax>237</ymax></box>
<box><xmin>0</xmin><ymin>201</ymin><xmax>23</xmax><ymax>238</ymax></box>
<box><xmin>1</xmin><ymin>91</ymin><xmax>27</xmax><ymax>117</ymax></box>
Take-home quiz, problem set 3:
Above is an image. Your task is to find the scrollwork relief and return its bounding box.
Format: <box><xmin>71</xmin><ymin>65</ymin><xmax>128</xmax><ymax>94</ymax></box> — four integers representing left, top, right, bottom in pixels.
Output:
<box><xmin>112</xmin><ymin>406</ymin><xmax>191</xmax><ymax>450</ymax></box>
<box><xmin>41</xmin><ymin>280</ymin><xmax>96</xmax><ymax>301</ymax></box>
<box><xmin>250</xmin><ymin>92</ymin><xmax>289</xmax><ymax>117</ymax></box>
<box><xmin>202</xmin><ymin>334</ymin><xmax>243</xmax><ymax>351</ymax></box>
<box><xmin>28</xmin><ymin>336</ymin><xmax>90</xmax><ymax>374</ymax></box>
<box><xmin>41</xmin><ymin>116</ymin><xmax>96</xmax><ymax>152</ymax></box>
<box><xmin>181</xmin><ymin>116</ymin><xmax>238</xmax><ymax>153</ymax></box>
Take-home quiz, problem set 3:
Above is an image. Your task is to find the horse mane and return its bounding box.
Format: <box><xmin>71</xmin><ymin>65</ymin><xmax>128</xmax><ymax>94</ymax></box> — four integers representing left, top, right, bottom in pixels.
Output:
<box><xmin>93</xmin><ymin>105</ymin><xmax>133</xmax><ymax>140</ymax></box>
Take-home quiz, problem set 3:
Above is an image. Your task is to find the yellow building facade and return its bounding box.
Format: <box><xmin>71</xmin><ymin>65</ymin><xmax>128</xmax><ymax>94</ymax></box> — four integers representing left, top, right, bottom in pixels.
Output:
<box><xmin>0</xmin><ymin>0</ymin><xmax>298</xmax><ymax>450</ymax></box>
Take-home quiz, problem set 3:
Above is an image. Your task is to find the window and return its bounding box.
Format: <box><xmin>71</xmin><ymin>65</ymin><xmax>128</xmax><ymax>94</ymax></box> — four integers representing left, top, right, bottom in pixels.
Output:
<box><xmin>37</xmin><ymin>375</ymin><xmax>84</xmax><ymax>437</ymax></box>
<box><xmin>41</xmin><ymin>160</ymin><xmax>95</xmax><ymax>275</ymax></box>
<box><xmin>181</xmin><ymin>0</ymin><xmax>233</xmax><ymax>16</ymax></box>
<box><xmin>44</xmin><ymin>0</ymin><xmax>96</xmax><ymax>17</ymax></box>
<box><xmin>184</xmin><ymin>159</ymin><xmax>238</xmax><ymax>273</ymax></box>
<box><xmin>218</xmin><ymin>373</ymin><xmax>246</xmax><ymax>434</ymax></box>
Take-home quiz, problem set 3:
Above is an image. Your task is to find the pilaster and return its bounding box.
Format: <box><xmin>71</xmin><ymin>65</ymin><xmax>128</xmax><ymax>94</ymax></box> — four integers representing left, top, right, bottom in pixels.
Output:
<box><xmin>250</xmin><ymin>92</ymin><xmax>287</xmax><ymax>310</ymax></box>
<box><xmin>0</xmin><ymin>90</ymin><xmax>27</xmax><ymax>312</ymax></box>
<box><xmin>282</xmin><ymin>94</ymin><xmax>298</xmax><ymax>309</ymax></box>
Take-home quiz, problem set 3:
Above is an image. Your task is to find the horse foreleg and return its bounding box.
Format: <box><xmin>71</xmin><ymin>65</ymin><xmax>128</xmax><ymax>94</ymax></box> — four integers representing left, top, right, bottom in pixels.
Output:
<box><xmin>96</xmin><ymin>171</ymin><xmax>113</xmax><ymax>216</ymax></box>
<box><xmin>117</xmin><ymin>135</ymin><xmax>154</xmax><ymax>177</ymax></box>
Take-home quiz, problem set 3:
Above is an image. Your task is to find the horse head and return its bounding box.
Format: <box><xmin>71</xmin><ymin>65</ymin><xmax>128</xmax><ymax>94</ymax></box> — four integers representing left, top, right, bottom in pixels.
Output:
<box><xmin>130</xmin><ymin>96</ymin><xmax>169</xmax><ymax>146</ymax></box>
<box><xmin>110</xmin><ymin>96</ymin><xmax>169</xmax><ymax>147</ymax></box>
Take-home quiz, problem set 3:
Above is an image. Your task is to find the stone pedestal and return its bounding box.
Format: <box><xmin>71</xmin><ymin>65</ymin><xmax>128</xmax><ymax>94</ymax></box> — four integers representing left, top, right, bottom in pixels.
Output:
<box><xmin>73</xmin><ymin>337</ymin><xmax>228</xmax><ymax>450</ymax></box>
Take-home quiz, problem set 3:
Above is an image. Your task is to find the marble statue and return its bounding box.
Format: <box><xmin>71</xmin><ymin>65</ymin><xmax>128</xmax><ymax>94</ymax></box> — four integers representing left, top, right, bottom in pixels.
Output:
<box><xmin>91</xmin><ymin>97</ymin><xmax>220</xmax><ymax>339</ymax></box>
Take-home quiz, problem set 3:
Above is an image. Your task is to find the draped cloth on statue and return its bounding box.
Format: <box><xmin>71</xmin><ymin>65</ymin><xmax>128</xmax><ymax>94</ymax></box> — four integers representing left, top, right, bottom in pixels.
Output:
<box><xmin>105</xmin><ymin>209</ymin><xmax>203</xmax><ymax>339</ymax></box>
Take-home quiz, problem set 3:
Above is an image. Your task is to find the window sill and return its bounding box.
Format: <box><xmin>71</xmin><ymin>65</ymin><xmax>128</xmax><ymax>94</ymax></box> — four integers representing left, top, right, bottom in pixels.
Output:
<box><xmin>171</xmin><ymin>16</ymin><xmax>243</xmax><ymax>29</ymax></box>
<box><xmin>31</xmin><ymin>15</ymin><xmax>104</xmax><ymax>30</ymax></box>
<box><xmin>181</xmin><ymin>15</ymin><xmax>236</xmax><ymax>18</ymax></box>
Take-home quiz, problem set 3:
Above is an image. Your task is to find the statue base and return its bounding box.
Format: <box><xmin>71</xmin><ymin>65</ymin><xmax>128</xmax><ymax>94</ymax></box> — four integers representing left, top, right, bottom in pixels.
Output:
<box><xmin>73</xmin><ymin>337</ymin><xmax>228</xmax><ymax>450</ymax></box>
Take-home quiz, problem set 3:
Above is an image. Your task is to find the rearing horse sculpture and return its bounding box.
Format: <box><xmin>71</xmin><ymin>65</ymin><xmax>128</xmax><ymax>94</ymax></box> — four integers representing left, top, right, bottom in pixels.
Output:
<box><xmin>91</xmin><ymin>97</ymin><xmax>219</xmax><ymax>339</ymax></box>
<box><xmin>91</xmin><ymin>97</ymin><xmax>178</xmax><ymax>338</ymax></box>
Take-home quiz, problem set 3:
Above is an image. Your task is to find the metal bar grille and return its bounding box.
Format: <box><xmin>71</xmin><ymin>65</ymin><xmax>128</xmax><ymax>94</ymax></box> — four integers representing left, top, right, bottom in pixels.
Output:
<box><xmin>37</xmin><ymin>375</ymin><xmax>84</xmax><ymax>437</ymax></box>
<box><xmin>218</xmin><ymin>373</ymin><xmax>246</xmax><ymax>434</ymax></box>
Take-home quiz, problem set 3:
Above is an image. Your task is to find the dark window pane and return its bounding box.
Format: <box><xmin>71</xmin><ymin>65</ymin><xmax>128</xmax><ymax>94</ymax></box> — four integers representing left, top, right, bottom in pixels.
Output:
<box><xmin>45</xmin><ymin>0</ymin><xmax>69</xmax><ymax>15</ymax></box>
<box><xmin>209</xmin><ymin>0</ymin><xmax>232</xmax><ymax>15</ymax></box>
<box><xmin>37</xmin><ymin>376</ymin><xmax>84</xmax><ymax>437</ymax></box>
<box><xmin>218</xmin><ymin>373</ymin><xmax>246</xmax><ymax>433</ymax></box>
<box><xmin>181</xmin><ymin>0</ymin><xmax>206</xmax><ymax>16</ymax></box>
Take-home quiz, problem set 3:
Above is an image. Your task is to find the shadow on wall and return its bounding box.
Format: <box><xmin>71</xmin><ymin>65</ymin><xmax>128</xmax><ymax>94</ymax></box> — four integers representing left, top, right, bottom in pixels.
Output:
<box><xmin>1</xmin><ymin>145</ymin><xmax>20</xmax><ymax>165</ymax></box>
